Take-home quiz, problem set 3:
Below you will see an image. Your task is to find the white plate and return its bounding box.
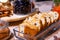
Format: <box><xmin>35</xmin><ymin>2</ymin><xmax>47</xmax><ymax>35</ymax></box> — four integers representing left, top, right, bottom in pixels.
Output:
<box><xmin>1</xmin><ymin>10</ymin><xmax>37</xmax><ymax>22</ymax></box>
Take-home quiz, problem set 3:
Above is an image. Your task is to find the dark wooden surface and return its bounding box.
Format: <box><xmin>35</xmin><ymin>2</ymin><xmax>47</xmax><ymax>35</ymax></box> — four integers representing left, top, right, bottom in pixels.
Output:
<box><xmin>45</xmin><ymin>29</ymin><xmax>60</xmax><ymax>40</ymax></box>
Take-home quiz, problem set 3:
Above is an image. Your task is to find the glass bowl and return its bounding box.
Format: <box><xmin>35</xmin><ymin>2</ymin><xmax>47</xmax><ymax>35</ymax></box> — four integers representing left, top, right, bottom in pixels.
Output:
<box><xmin>13</xmin><ymin>27</ymin><xmax>30</xmax><ymax>40</ymax></box>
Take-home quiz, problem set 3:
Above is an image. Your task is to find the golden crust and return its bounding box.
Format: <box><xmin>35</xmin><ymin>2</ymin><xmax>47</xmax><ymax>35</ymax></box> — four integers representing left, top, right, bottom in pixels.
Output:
<box><xmin>19</xmin><ymin>22</ymin><xmax>40</xmax><ymax>37</ymax></box>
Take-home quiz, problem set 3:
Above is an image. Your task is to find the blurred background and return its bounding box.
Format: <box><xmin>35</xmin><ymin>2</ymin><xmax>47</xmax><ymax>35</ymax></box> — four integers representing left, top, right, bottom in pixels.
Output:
<box><xmin>36</xmin><ymin>0</ymin><xmax>52</xmax><ymax>2</ymax></box>
<box><xmin>9</xmin><ymin>0</ymin><xmax>52</xmax><ymax>2</ymax></box>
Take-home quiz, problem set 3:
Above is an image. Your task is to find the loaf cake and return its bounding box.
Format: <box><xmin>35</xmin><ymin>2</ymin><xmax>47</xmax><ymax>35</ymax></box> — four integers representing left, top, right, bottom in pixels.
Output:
<box><xmin>18</xmin><ymin>11</ymin><xmax>59</xmax><ymax>38</ymax></box>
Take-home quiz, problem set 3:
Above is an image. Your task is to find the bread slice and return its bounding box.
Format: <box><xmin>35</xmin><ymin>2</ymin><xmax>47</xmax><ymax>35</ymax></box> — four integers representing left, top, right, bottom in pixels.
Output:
<box><xmin>47</xmin><ymin>12</ymin><xmax>54</xmax><ymax>23</ymax></box>
<box><xmin>53</xmin><ymin>11</ymin><xmax>59</xmax><ymax>22</ymax></box>
<box><xmin>48</xmin><ymin>11</ymin><xmax>59</xmax><ymax>22</ymax></box>
<box><xmin>41</xmin><ymin>12</ymin><xmax>51</xmax><ymax>26</ymax></box>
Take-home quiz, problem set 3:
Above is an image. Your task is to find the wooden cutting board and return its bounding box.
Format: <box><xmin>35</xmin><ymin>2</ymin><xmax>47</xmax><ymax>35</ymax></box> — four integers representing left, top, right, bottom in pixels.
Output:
<box><xmin>45</xmin><ymin>29</ymin><xmax>60</xmax><ymax>40</ymax></box>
